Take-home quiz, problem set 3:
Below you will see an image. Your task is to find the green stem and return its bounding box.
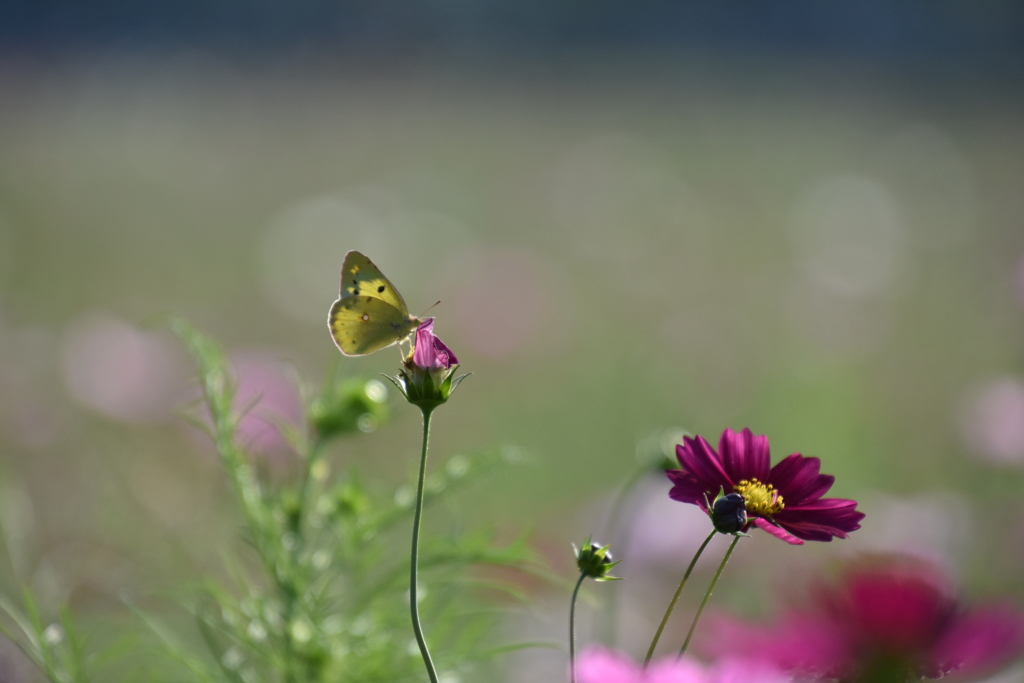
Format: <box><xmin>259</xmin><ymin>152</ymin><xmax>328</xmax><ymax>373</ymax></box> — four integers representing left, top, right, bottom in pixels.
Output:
<box><xmin>283</xmin><ymin>601</ymin><xmax>296</xmax><ymax>683</ymax></box>
<box><xmin>294</xmin><ymin>437</ymin><xmax>326</xmax><ymax>538</ymax></box>
<box><xmin>411</xmin><ymin>407</ymin><xmax>439</xmax><ymax>683</ymax></box>
<box><xmin>568</xmin><ymin>572</ymin><xmax>587</xmax><ymax>683</ymax></box>
<box><xmin>643</xmin><ymin>529</ymin><xmax>716</xmax><ymax>666</ymax></box>
<box><xmin>283</xmin><ymin>437</ymin><xmax>324</xmax><ymax>683</ymax></box>
<box><xmin>678</xmin><ymin>535</ymin><xmax>740</xmax><ymax>658</ymax></box>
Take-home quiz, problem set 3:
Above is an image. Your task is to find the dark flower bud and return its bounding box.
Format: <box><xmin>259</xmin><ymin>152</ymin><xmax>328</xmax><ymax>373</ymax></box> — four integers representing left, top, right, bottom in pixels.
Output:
<box><xmin>573</xmin><ymin>538</ymin><xmax>621</xmax><ymax>581</ymax></box>
<box><xmin>711</xmin><ymin>492</ymin><xmax>747</xmax><ymax>534</ymax></box>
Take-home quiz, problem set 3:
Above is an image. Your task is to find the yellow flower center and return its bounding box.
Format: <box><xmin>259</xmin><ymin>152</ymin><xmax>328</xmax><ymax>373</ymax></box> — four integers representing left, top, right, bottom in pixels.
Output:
<box><xmin>733</xmin><ymin>478</ymin><xmax>785</xmax><ymax>516</ymax></box>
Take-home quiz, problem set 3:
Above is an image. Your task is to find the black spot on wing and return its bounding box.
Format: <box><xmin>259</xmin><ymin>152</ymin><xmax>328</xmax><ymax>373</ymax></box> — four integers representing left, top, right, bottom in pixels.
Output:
<box><xmin>378</xmin><ymin>285</ymin><xmax>385</xmax><ymax>293</ymax></box>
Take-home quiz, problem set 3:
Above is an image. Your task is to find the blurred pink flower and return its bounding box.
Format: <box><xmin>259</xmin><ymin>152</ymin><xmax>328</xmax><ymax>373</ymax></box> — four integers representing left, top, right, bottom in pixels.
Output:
<box><xmin>230</xmin><ymin>352</ymin><xmax>303</xmax><ymax>458</ymax></box>
<box><xmin>960</xmin><ymin>377</ymin><xmax>1024</xmax><ymax>465</ymax></box>
<box><xmin>61</xmin><ymin>312</ymin><xmax>188</xmax><ymax>423</ymax></box>
<box><xmin>576</xmin><ymin>647</ymin><xmax>790</xmax><ymax>683</ymax></box>
<box><xmin>704</xmin><ymin>555</ymin><xmax>1024</xmax><ymax>681</ymax></box>
<box><xmin>666</xmin><ymin>428</ymin><xmax>864</xmax><ymax>545</ymax></box>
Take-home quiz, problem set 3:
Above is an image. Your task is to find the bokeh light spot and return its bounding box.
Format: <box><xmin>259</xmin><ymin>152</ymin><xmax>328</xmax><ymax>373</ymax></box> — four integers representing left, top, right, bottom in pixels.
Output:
<box><xmin>874</xmin><ymin>123</ymin><xmax>977</xmax><ymax>249</ymax></box>
<box><xmin>443</xmin><ymin>246</ymin><xmax>570</xmax><ymax>360</ymax></box>
<box><xmin>547</xmin><ymin>134</ymin><xmax>682</xmax><ymax>266</ymax></box>
<box><xmin>364</xmin><ymin>379</ymin><xmax>387</xmax><ymax>403</ymax></box>
<box><xmin>788</xmin><ymin>174</ymin><xmax>907</xmax><ymax>299</ymax></box>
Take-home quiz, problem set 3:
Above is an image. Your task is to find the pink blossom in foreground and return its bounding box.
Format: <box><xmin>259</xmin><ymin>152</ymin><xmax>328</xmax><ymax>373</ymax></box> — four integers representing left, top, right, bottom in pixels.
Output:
<box><xmin>575</xmin><ymin>647</ymin><xmax>791</xmax><ymax>683</ymax></box>
<box><xmin>704</xmin><ymin>555</ymin><xmax>1024</xmax><ymax>681</ymax></box>
<box><xmin>667</xmin><ymin>428</ymin><xmax>864</xmax><ymax>544</ymax></box>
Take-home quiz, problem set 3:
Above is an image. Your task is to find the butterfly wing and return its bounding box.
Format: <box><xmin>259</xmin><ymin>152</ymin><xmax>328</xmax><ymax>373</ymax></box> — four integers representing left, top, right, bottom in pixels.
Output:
<box><xmin>339</xmin><ymin>251</ymin><xmax>411</xmax><ymax>315</ymax></box>
<box><xmin>329</xmin><ymin>295</ymin><xmax>422</xmax><ymax>356</ymax></box>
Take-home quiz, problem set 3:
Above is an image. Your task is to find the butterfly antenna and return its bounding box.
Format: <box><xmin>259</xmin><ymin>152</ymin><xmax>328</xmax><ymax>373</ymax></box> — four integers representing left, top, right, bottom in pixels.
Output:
<box><xmin>418</xmin><ymin>300</ymin><xmax>441</xmax><ymax>318</ymax></box>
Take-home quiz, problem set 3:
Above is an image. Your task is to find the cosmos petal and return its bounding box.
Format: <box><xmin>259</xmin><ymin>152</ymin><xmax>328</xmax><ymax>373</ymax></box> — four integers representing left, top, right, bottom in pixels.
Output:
<box><xmin>769</xmin><ymin>454</ymin><xmax>835</xmax><ymax>506</ymax></box>
<box><xmin>718</xmin><ymin>428</ymin><xmax>771</xmax><ymax>483</ymax></box>
<box><xmin>753</xmin><ymin>517</ymin><xmax>804</xmax><ymax>545</ymax></box>
<box><xmin>930</xmin><ymin>605</ymin><xmax>1024</xmax><ymax>678</ymax></box>
<box><xmin>432</xmin><ymin>333</ymin><xmax>458</xmax><ymax>368</ymax></box>
<box><xmin>773</xmin><ymin>498</ymin><xmax>864</xmax><ymax>541</ymax></box>
<box><xmin>666</xmin><ymin>470</ymin><xmax>715</xmax><ymax>509</ymax></box>
<box><xmin>413</xmin><ymin>318</ymin><xmax>458</xmax><ymax>370</ymax></box>
<box><xmin>413</xmin><ymin>319</ymin><xmax>439</xmax><ymax>369</ymax></box>
<box><xmin>676</xmin><ymin>435</ymin><xmax>734</xmax><ymax>491</ymax></box>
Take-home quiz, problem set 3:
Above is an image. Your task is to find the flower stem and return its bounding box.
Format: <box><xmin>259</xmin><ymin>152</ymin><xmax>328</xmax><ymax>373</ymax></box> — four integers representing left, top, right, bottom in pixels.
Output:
<box><xmin>568</xmin><ymin>571</ymin><xmax>587</xmax><ymax>683</ymax></box>
<box><xmin>411</xmin><ymin>407</ymin><xmax>439</xmax><ymax>683</ymax></box>
<box><xmin>282</xmin><ymin>437</ymin><xmax>325</xmax><ymax>683</ymax></box>
<box><xmin>293</xmin><ymin>437</ymin><xmax>325</xmax><ymax>539</ymax></box>
<box><xmin>677</xmin><ymin>534</ymin><xmax>740</xmax><ymax>658</ymax></box>
<box><xmin>643</xmin><ymin>529</ymin><xmax>716</xmax><ymax>666</ymax></box>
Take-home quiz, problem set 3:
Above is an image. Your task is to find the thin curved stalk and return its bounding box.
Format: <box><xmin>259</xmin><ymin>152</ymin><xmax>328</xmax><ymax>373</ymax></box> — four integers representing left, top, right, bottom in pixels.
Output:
<box><xmin>643</xmin><ymin>530</ymin><xmax>716</xmax><ymax>666</ymax></box>
<box><xmin>569</xmin><ymin>572</ymin><xmax>587</xmax><ymax>683</ymax></box>
<box><xmin>678</xmin><ymin>535</ymin><xmax>740</xmax><ymax>658</ymax></box>
<box><xmin>410</xmin><ymin>407</ymin><xmax>439</xmax><ymax>683</ymax></box>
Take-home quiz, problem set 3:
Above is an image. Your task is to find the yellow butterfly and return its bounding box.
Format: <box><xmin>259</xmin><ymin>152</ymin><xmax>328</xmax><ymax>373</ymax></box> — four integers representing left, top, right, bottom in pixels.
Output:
<box><xmin>328</xmin><ymin>251</ymin><xmax>424</xmax><ymax>356</ymax></box>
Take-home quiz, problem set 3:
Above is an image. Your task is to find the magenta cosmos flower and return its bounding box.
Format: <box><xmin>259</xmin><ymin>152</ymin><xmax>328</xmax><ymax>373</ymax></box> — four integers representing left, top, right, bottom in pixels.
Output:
<box><xmin>704</xmin><ymin>555</ymin><xmax>1024</xmax><ymax>682</ymax></box>
<box><xmin>575</xmin><ymin>647</ymin><xmax>791</xmax><ymax>683</ymax></box>
<box><xmin>666</xmin><ymin>428</ymin><xmax>863</xmax><ymax>545</ymax></box>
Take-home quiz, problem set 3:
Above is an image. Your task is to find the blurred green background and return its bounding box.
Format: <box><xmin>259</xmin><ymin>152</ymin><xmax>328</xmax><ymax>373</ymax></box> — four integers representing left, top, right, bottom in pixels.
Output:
<box><xmin>2</xmin><ymin>3</ymin><xmax>1024</xmax><ymax>679</ymax></box>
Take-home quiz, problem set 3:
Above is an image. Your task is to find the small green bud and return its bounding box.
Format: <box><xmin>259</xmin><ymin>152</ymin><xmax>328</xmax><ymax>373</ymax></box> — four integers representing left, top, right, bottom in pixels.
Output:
<box><xmin>310</xmin><ymin>378</ymin><xmax>389</xmax><ymax>440</ymax></box>
<box><xmin>280</xmin><ymin>492</ymin><xmax>302</xmax><ymax>534</ymax></box>
<box><xmin>333</xmin><ymin>482</ymin><xmax>369</xmax><ymax>520</ymax></box>
<box><xmin>573</xmin><ymin>537</ymin><xmax>621</xmax><ymax>581</ymax></box>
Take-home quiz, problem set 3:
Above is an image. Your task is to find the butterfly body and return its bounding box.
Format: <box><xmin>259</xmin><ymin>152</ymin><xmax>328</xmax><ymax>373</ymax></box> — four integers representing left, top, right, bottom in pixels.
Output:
<box><xmin>329</xmin><ymin>251</ymin><xmax>423</xmax><ymax>356</ymax></box>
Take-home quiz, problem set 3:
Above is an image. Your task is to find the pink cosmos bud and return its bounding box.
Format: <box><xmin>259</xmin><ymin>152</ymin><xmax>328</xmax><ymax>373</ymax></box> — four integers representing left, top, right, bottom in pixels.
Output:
<box><xmin>386</xmin><ymin>319</ymin><xmax>468</xmax><ymax>411</ymax></box>
<box><xmin>412</xmin><ymin>319</ymin><xmax>459</xmax><ymax>371</ymax></box>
